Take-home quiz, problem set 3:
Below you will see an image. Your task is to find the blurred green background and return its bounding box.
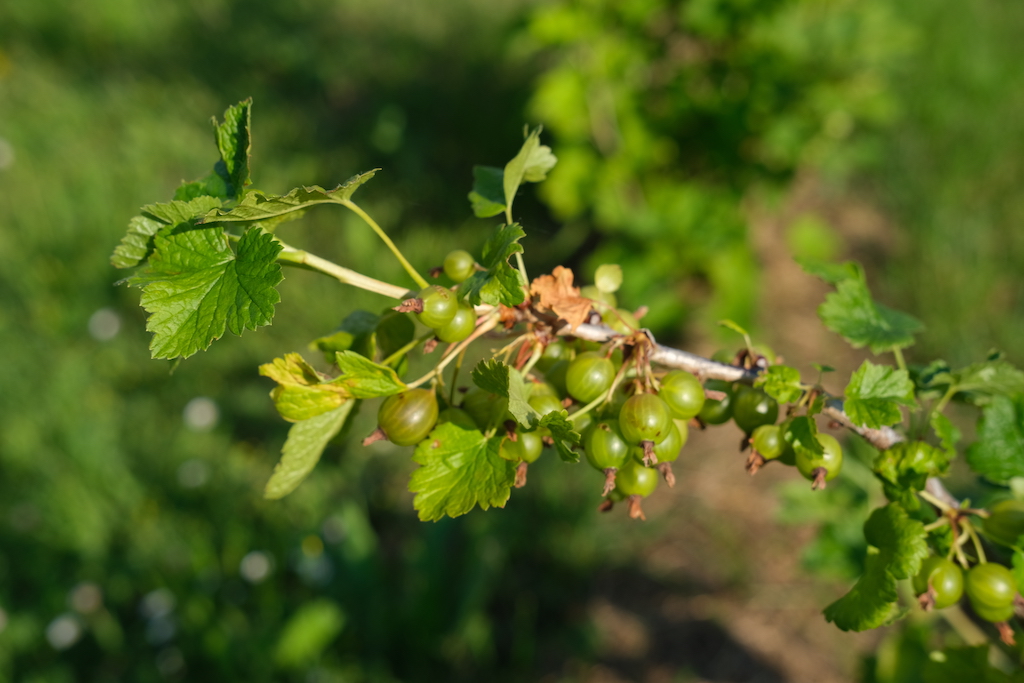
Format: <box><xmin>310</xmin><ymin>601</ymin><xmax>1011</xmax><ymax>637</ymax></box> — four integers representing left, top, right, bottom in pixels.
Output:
<box><xmin>1</xmin><ymin>0</ymin><xmax>1022</xmax><ymax>681</ymax></box>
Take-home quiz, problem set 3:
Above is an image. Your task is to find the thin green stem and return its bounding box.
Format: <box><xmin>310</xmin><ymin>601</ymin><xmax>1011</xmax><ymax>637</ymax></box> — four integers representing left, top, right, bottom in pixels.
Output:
<box><xmin>381</xmin><ymin>331</ymin><xmax>435</xmax><ymax>368</ymax></box>
<box><xmin>275</xmin><ymin>242</ymin><xmax>411</xmax><ymax>299</ymax></box>
<box><xmin>407</xmin><ymin>313</ymin><xmax>500</xmax><ymax>388</ymax></box>
<box><xmin>933</xmin><ymin>385</ymin><xmax>958</xmax><ymax>417</ymax></box>
<box><xmin>514</xmin><ymin>251</ymin><xmax>530</xmax><ymax>292</ymax></box>
<box><xmin>449</xmin><ymin>348</ymin><xmax>467</xmax><ymax>408</ymax></box>
<box><xmin>923</xmin><ymin>518</ymin><xmax>949</xmax><ymax>533</ymax></box>
<box><xmin>520</xmin><ymin>342</ymin><xmax>543</xmax><ymax>377</ymax></box>
<box><xmin>892</xmin><ymin>346</ymin><xmax>908</xmax><ymax>374</ymax></box>
<box><xmin>919</xmin><ymin>489</ymin><xmax>954</xmax><ymax>513</ymax></box>
<box><xmin>964</xmin><ymin>520</ymin><xmax>987</xmax><ymax>564</ymax></box>
<box><xmin>341</xmin><ymin>199</ymin><xmax>429</xmax><ymax>290</ymax></box>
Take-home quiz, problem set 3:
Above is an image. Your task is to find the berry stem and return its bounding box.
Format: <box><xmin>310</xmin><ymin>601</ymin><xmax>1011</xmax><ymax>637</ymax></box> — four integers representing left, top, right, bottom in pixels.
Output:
<box><xmin>964</xmin><ymin>519</ymin><xmax>987</xmax><ymax>564</ymax></box>
<box><xmin>340</xmin><ymin>199</ymin><xmax>430</xmax><ymax>289</ymax></box>
<box><xmin>514</xmin><ymin>461</ymin><xmax>529</xmax><ymax>488</ymax></box>
<box><xmin>602</xmin><ymin>468</ymin><xmax>617</xmax><ymax>497</ymax></box>
<box><xmin>407</xmin><ymin>312</ymin><xmax>500</xmax><ymax>388</ymax></box>
<box><xmin>275</xmin><ymin>242</ymin><xmax>411</xmax><ymax>299</ymax></box>
<box><xmin>381</xmin><ymin>330</ymin><xmax>436</xmax><ymax>368</ymax></box>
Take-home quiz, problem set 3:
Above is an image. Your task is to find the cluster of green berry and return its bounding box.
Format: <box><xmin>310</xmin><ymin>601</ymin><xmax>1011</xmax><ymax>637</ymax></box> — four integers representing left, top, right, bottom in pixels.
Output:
<box><xmin>413</xmin><ymin>250</ymin><xmax>480</xmax><ymax>344</ymax></box>
<box><xmin>911</xmin><ymin>500</ymin><xmax>1024</xmax><ymax>643</ymax></box>
<box><xmin>712</xmin><ymin>380</ymin><xmax>844</xmax><ymax>489</ymax></box>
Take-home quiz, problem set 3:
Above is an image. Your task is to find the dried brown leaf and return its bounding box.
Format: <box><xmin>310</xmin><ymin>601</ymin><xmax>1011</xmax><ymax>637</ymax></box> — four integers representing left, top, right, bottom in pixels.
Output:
<box><xmin>530</xmin><ymin>266</ymin><xmax>593</xmax><ymax>331</ymax></box>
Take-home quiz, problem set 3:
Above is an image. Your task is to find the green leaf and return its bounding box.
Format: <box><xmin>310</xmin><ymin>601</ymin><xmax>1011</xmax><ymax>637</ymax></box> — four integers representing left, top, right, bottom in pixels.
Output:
<box><xmin>274</xmin><ymin>599</ymin><xmax>345</xmax><ymax>668</ymax></box>
<box><xmin>111</xmin><ymin>196</ymin><xmax>224</xmax><ymax>269</ymax></box>
<box><xmin>467</xmin><ymin>166</ymin><xmax>506</xmax><ymax>218</ymax></box>
<box><xmin>260</xmin><ymin>351</ymin><xmax>405</xmax><ymax>421</ymax></box>
<box><xmin>783</xmin><ymin>416</ymin><xmax>824</xmax><ymax>457</ymax></box>
<box><xmin>110</xmin><ymin>215</ymin><xmax>165</xmax><ymax>269</ymax></box>
<box><xmin>142</xmin><ymin>196</ymin><xmax>224</xmax><ymax>226</ymax></box>
<box><xmin>332</xmin><ymin>351</ymin><xmax>406</xmax><ymax>398</ymax></box>
<box><xmin>717</xmin><ymin>318</ymin><xmax>750</xmax><ymax>339</ymax></box>
<box><xmin>818</xmin><ymin>276</ymin><xmax>924</xmax><ymax>354</ymax></box>
<box><xmin>471</xmin><ymin>359</ymin><xmax>534</xmax><ymax>426</ymax></box>
<box><xmin>594</xmin><ymin>264</ymin><xmax>622</xmax><ymax>293</ymax></box>
<box><xmin>264</xmin><ymin>402</ymin><xmax>355</xmax><ymax>499</ymax></box>
<box><xmin>797</xmin><ymin>258</ymin><xmax>863</xmax><ymax>285</ymax></box>
<box><xmin>823</xmin><ymin>504</ymin><xmax>928</xmax><ymax>631</ymax></box>
<box><xmin>755</xmin><ymin>365</ymin><xmax>804</xmax><ymax>404</ymax></box>
<box><xmin>873</xmin><ymin>442</ymin><xmax>951</xmax><ymax>509</ymax></box>
<box><xmin>966</xmin><ymin>395</ymin><xmax>1024</xmax><ymax>483</ymax></box>
<box><xmin>460</xmin><ymin>223</ymin><xmax>526</xmax><ymax>306</ymax></box>
<box><xmin>212</xmin><ymin>99</ymin><xmax>252</xmax><ymax>199</ymax></box>
<box><xmin>201</xmin><ymin>173</ymin><xmax>378</xmax><ymax>224</ymax></box>
<box><xmin>131</xmin><ymin>225</ymin><xmax>282</xmax><ymax>359</ymax></box>
<box><xmin>922</xmin><ymin>646</ymin><xmax>1019</xmax><ymax>683</ymax></box>
<box><xmin>844</xmin><ymin>360</ymin><xmax>915</xmax><ymax>429</ymax></box>
<box><xmin>174</xmin><ymin>172</ymin><xmax>230</xmax><ymax>201</ymax></box>
<box><xmin>260</xmin><ymin>353</ymin><xmax>348</xmax><ymax>421</ymax></box>
<box><xmin>930</xmin><ymin>412</ymin><xmax>961</xmax><ymax>460</ymax></box>
<box><xmin>813</xmin><ymin>363</ymin><xmax>836</xmax><ymax>374</ymax></box>
<box><xmin>409</xmin><ymin>422</ymin><xmax>517</xmax><ymax>521</ymax></box>
<box><xmin>539</xmin><ymin>411</ymin><xmax>581</xmax><ymax>463</ymax></box>
<box><xmin>502</xmin><ymin>127</ymin><xmax>556</xmax><ymax>218</ymax></box>
<box><xmin>951</xmin><ymin>356</ymin><xmax>1024</xmax><ymax>405</ymax></box>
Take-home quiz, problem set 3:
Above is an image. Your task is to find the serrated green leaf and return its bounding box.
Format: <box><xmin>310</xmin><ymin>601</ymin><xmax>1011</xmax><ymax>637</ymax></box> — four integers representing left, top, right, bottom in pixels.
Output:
<box><xmin>922</xmin><ymin>646</ymin><xmax>1018</xmax><ymax>683</ymax></box>
<box><xmin>260</xmin><ymin>353</ymin><xmax>348</xmax><ymax>421</ymax></box>
<box><xmin>539</xmin><ymin>411</ymin><xmax>581</xmax><ymax>463</ymax></box>
<box><xmin>873</xmin><ymin>442</ymin><xmax>951</xmax><ymax>509</ymax></box>
<box><xmin>112</xmin><ymin>196</ymin><xmax>224</xmax><ymax>269</ymax></box>
<box><xmin>131</xmin><ymin>225</ymin><xmax>282</xmax><ymax>359</ymax></box>
<box><xmin>966</xmin><ymin>395</ymin><xmax>1024</xmax><ymax>483</ymax></box>
<box><xmin>460</xmin><ymin>223</ymin><xmax>526</xmax><ymax>306</ymax></box>
<box><xmin>212</xmin><ymin>99</ymin><xmax>252</xmax><ymax>199</ymax></box>
<box><xmin>502</xmin><ymin>127</ymin><xmax>555</xmax><ymax>219</ymax></box>
<box><xmin>264</xmin><ymin>402</ymin><xmax>354</xmax><ymax>499</ymax></box>
<box><xmin>471</xmin><ymin>358</ymin><xmax>510</xmax><ymax>396</ymax></box>
<box><xmin>174</xmin><ymin>172</ymin><xmax>231</xmax><ymax>202</ymax></box>
<box><xmin>818</xmin><ymin>276</ymin><xmax>924</xmax><ymax>354</ymax></box>
<box><xmin>844</xmin><ymin>360</ymin><xmax>915</xmax><ymax>429</ymax></box>
<box><xmin>142</xmin><ymin>196</ymin><xmax>225</xmax><ymax>226</ymax></box>
<box><xmin>111</xmin><ymin>215</ymin><xmax>165</xmax><ymax>268</ymax></box>
<box><xmin>201</xmin><ymin>173</ymin><xmax>378</xmax><ymax>224</ymax></box>
<box><xmin>930</xmin><ymin>412</ymin><xmax>961</xmax><ymax>460</ymax></box>
<box><xmin>594</xmin><ymin>264</ymin><xmax>622</xmax><ymax>293</ymax></box>
<box><xmin>467</xmin><ymin>166</ymin><xmax>506</xmax><ymax>218</ymax></box>
<box><xmin>783</xmin><ymin>416</ymin><xmax>824</xmax><ymax>457</ymax></box>
<box><xmin>332</xmin><ymin>351</ymin><xmax>406</xmax><ymax>398</ymax></box>
<box><xmin>797</xmin><ymin>258</ymin><xmax>863</xmax><ymax>285</ymax></box>
<box><xmin>471</xmin><ymin>359</ymin><xmax>534</xmax><ymax>426</ymax></box>
<box><xmin>260</xmin><ymin>351</ymin><xmax>405</xmax><ymax>421</ymax></box>
<box><xmin>823</xmin><ymin>504</ymin><xmax>928</xmax><ymax>631</ymax></box>
<box><xmin>409</xmin><ymin>423</ymin><xmax>516</xmax><ymax>521</ymax></box>
<box><xmin>952</xmin><ymin>357</ymin><xmax>1024</xmax><ymax>405</ymax></box>
<box><xmin>522</xmin><ymin>143</ymin><xmax>556</xmax><ymax>182</ymax></box>
<box><xmin>755</xmin><ymin>365</ymin><xmax>804</xmax><ymax>404</ymax></box>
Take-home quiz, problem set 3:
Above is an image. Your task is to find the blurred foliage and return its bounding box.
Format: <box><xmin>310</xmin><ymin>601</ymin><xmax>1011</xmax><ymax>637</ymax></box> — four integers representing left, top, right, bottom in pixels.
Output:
<box><xmin>2</xmin><ymin>0</ymin><xmax>1021</xmax><ymax>680</ymax></box>
<box><xmin>867</xmin><ymin>1</ymin><xmax>1024</xmax><ymax>369</ymax></box>
<box><xmin>523</xmin><ymin>0</ymin><xmax>912</xmax><ymax>335</ymax></box>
